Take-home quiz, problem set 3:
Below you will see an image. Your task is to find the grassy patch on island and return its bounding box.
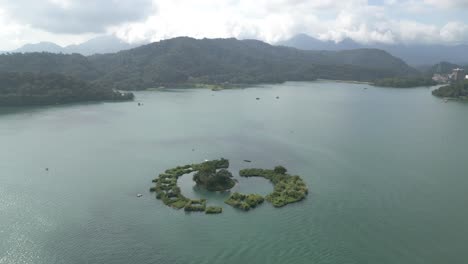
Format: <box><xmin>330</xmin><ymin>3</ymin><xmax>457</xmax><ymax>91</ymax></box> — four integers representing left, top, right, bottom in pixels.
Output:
<box><xmin>205</xmin><ymin>206</ymin><xmax>223</xmax><ymax>214</ymax></box>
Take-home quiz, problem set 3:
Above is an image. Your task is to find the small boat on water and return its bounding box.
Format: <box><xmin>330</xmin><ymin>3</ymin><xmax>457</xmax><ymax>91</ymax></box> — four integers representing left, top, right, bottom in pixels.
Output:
<box><xmin>243</xmin><ymin>160</ymin><xmax>252</xmax><ymax>163</ymax></box>
<box><xmin>137</xmin><ymin>194</ymin><xmax>143</xmax><ymax>197</ymax></box>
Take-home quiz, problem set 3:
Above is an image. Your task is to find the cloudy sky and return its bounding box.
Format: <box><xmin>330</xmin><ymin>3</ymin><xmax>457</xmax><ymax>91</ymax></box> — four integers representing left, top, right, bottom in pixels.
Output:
<box><xmin>0</xmin><ymin>0</ymin><xmax>467</xmax><ymax>50</ymax></box>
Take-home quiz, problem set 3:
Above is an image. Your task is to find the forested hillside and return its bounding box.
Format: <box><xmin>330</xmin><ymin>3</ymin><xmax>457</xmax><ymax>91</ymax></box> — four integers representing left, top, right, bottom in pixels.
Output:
<box><xmin>0</xmin><ymin>72</ymin><xmax>133</xmax><ymax>106</ymax></box>
<box><xmin>0</xmin><ymin>53</ymin><xmax>101</xmax><ymax>81</ymax></box>
<box><xmin>0</xmin><ymin>37</ymin><xmax>419</xmax><ymax>92</ymax></box>
<box><xmin>432</xmin><ymin>80</ymin><xmax>468</xmax><ymax>99</ymax></box>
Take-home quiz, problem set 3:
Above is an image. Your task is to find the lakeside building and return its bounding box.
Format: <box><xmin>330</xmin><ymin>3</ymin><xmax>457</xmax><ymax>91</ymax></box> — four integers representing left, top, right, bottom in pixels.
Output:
<box><xmin>451</xmin><ymin>68</ymin><xmax>465</xmax><ymax>82</ymax></box>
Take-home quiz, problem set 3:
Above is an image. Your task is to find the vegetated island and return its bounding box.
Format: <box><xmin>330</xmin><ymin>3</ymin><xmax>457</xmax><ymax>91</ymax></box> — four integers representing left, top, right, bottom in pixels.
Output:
<box><xmin>150</xmin><ymin>158</ymin><xmax>233</xmax><ymax>213</ymax></box>
<box><xmin>432</xmin><ymin>80</ymin><xmax>468</xmax><ymax>99</ymax></box>
<box><xmin>372</xmin><ymin>77</ymin><xmax>437</xmax><ymax>88</ymax></box>
<box><xmin>193</xmin><ymin>160</ymin><xmax>236</xmax><ymax>191</ymax></box>
<box><xmin>239</xmin><ymin>166</ymin><xmax>308</xmax><ymax>207</ymax></box>
<box><xmin>225</xmin><ymin>193</ymin><xmax>264</xmax><ymax>211</ymax></box>
<box><xmin>0</xmin><ymin>72</ymin><xmax>134</xmax><ymax>107</ymax></box>
<box><xmin>150</xmin><ymin>159</ymin><xmax>308</xmax><ymax>214</ymax></box>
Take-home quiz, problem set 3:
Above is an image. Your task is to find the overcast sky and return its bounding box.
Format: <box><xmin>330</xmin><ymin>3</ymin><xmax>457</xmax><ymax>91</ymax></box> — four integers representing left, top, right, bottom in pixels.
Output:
<box><xmin>0</xmin><ymin>0</ymin><xmax>468</xmax><ymax>50</ymax></box>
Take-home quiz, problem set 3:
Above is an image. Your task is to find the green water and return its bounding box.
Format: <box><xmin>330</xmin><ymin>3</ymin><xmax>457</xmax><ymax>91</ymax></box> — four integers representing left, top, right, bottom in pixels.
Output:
<box><xmin>1</xmin><ymin>81</ymin><xmax>468</xmax><ymax>264</ymax></box>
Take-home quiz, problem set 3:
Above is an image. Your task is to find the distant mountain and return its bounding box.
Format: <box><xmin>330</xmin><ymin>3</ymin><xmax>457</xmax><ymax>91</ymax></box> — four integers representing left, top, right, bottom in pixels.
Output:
<box><xmin>89</xmin><ymin>37</ymin><xmax>417</xmax><ymax>89</ymax></box>
<box><xmin>278</xmin><ymin>34</ymin><xmax>468</xmax><ymax>66</ymax></box>
<box><xmin>7</xmin><ymin>35</ymin><xmax>142</xmax><ymax>56</ymax></box>
<box><xmin>63</xmin><ymin>36</ymin><xmax>143</xmax><ymax>55</ymax></box>
<box><xmin>0</xmin><ymin>37</ymin><xmax>418</xmax><ymax>91</ymax></box>
<box><xmin>277</xmin><ymin>34</ymin><xmax>361</xmax><ymax>51</ymax></box>
<box><xmin>15</xmin><ymin>42</ymin><xmax>64</xmax><ymax>53</ymax></box>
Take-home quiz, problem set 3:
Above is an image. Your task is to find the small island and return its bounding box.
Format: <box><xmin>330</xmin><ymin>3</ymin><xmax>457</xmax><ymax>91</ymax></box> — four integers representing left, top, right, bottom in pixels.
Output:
<box><xmin>239</xmin><ymin>166</ymin><xmax>308</xmax><ymax>207</ymax></box>
<box><xmin>150</xmin><ymin>158</ymin><xmax>233</xmax><ymax>213</ymax></box>
<box><xmin>225</xmin><ymin>192</ymin><xmax>264</xmax><ymax>211</ymax></box>
<box><xmin>150</xmin><ymin>160</ymin><xmax>308</xmax><ymax>214</ymax></box>
<box><xmin>193</xmin><ymin>159</ymin><xmax>235</xmax><ymax>191</ymax></box>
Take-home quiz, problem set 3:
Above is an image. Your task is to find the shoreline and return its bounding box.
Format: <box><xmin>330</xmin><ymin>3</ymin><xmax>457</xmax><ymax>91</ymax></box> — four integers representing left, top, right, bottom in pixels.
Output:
<box><xmin>316</xmin><ymin>79</ymin><xmax>372</xmax><ymax>85</ymax></box>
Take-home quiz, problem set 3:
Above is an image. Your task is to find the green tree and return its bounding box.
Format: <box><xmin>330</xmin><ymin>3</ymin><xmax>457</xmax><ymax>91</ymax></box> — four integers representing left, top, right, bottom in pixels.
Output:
<box><xmin>274</xmin><ymin>166</ymin><xmax>287</xmax><ymax>175</ymax></box>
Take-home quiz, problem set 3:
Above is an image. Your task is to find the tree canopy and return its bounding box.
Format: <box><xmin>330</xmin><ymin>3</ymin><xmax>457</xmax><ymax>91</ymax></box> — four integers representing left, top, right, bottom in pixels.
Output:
<box><xmin>0</xmin><ymin>37</ymin><xmax>419</xmax><ymax>92</ymax></box>
<box><xmin>0</xmin><ymin>72</ymin><xmax>133</xmax><ymax>106</ymax></box>
<box><xmin>432</xmin><ymin>80</ymin><xmax>468</xmax><ymax>98</ymax></box>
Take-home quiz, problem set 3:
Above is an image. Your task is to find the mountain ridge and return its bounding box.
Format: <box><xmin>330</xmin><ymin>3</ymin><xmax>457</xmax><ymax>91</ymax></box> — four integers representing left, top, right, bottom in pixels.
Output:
<box><xmin>3</xmin><ymin>36</ymin><xmax>144</xmax><ymax>56</ymax></box>
<box><xmin>0</xmin><ymin>37</ymin><xmax>418</xmax><ymax>91</ymax></box>
<box><xmin>278</xmin><ymin>34</ymin><xmax>468</xmax><ymax>66</ymax></box>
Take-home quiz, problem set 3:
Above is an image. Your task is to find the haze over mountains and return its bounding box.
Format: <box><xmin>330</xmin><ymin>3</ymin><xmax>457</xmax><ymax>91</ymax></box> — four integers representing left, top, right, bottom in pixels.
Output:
<box><xmin>2</xmin><ymin>36</ymin><xmax>143</xmax><ymax>56</ymax></box>
<box><xmin>278</xmin><ymin>34</ymin><xmax>468</xmax><ymax>66</ymax></box>
<box><xmin>4</xmin><ymin>33</ymin><xmax>467</xmax><ymax>68</ymax></box>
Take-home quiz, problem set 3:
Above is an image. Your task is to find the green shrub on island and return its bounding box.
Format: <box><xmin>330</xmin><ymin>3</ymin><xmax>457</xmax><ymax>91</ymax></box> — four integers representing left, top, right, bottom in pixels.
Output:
<box><xmin>274</xmin><ymin>165</ymin><xmax>287</xmax><ymax>175</ymax></box>
<box><xmin>239</xmin><ymin>166</ymin><xmax>308</xmax><ymax>207</ymax></box>
<box><xmin>225</xmin><ymin>192</ymin><xmax>265</xmax><ymax>211</ymax></box>
<box><xmin>205</xmin><ymin>206</ymin><xmax>223</xmax><ymax>214</ymax></box>
<box><xmin>171</xmin><ymin>198</ymin><xmax>189</xmax><ymax>209</ymax></box>
<box><xmin>191</xmin><ymin>158</ymin><xmax>229</xmax><ymax>171</ymax></box>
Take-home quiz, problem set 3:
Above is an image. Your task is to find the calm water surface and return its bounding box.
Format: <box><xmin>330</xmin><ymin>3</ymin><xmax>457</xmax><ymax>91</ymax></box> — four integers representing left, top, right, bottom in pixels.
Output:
<box><xmin>1</xmin><ymin>81</ymin><xmax>468</xmax><ymax>264</ymax></box>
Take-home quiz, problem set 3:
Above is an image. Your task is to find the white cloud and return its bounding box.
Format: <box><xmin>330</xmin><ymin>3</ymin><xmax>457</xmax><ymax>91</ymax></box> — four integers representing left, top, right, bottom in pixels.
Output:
<box><xmin>424</xmin><ymin>0</ymin><xmax>468</xmax><ymax>8</ymax></box>
<box><xmin>1</xmin><ymin>0</ymin><xmax>468</xmax><ymax>50</ymax></box>
<box><xmin>0</xmin><ymin>8</ymin><xmax>95</xmax><ymax>50</ymax></box>
<box><xmin>111</xmin><ymin>0</ymin><xmax>468</xmax><ymax>46</ymax></box>
<box><xmin>0</xmin><ymin>0</ymin><xmax>154</xmax><ymax>34</ymax></box>
<box><xmin>440</xmin><ymin>21</ymin><xmax>468</xmax><ymax>43</ymax></box>
<box><xmin>113</xmin><ymin>0</ymin><xmax>366</xmax><ymax>44</ymax></box>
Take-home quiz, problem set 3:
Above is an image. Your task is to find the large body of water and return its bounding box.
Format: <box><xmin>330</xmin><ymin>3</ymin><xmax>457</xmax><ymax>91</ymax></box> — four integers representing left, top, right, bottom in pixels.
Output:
<box><xmin>1</xmin><ymin>81</ymin><xmax>468</xmax><ymax>264</ymax></box>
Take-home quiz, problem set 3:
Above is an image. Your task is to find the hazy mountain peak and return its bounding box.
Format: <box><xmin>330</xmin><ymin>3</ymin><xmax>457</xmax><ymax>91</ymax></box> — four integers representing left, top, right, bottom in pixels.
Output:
<box><xmin>9</xmin><ymin>35</ymin><xmax>143</xmax><ymax>56</ymax></box>
<box><xmin>279</xmin><ymin>33</ymin><xmax>468</xmax><ymax>65</ymax></box>
<box><xmin>64</xmin><ymin>35</ymin><xmax>142</xmax><ymax>55</ymax></box>
<box><xmin>277</xmin><ymin>34</ymin><xmax>362</xmax><ymax>51</ymax></box>
<box><xmin>16</xmin><ymin>42</ymin><xmax>64</xmax><ymax>53</ymax></box>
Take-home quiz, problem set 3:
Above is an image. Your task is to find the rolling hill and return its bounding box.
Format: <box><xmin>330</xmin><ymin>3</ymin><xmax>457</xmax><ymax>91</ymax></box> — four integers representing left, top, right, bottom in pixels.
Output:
<box><xmin>0</xmin><ymin>37</ymin><xmax>418</xmax><ymax>92</ymax></box>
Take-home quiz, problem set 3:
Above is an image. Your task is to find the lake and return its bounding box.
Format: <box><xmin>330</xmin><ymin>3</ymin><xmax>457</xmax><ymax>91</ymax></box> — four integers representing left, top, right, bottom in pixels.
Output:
<box><xmin>1</xmin><ymin>81</ymin><xmax>468</xmax><ymax>264</ymax></box>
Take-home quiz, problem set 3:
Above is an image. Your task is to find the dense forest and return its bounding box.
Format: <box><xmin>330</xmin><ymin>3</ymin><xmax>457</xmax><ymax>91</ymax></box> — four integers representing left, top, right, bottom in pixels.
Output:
<box><xmin>0</xmin><ymin>53</ymin><xmax>100</xmax><ymax>81</ymax></box>
<box><xmin>89</xmin><ymin>38</ymin><xmax>418</xmax><ymax>90</ymax></box>
<box><xmin>432</xmin><ymin>80</ymin><xmax>468</xmax><ymax>99</ymax></box>
<box><xmin>373</xmin><ymin>77</ymin><xmax>437</xmax><ymax>88</ymax></box>
<box><xmin>0</xmin><ymin>72</ymin><xmax>133</xmax><ymax>106</ymax></box>
<box><xmin>0</xmin><ymin>37</ymin><xmax>419</xmax><ymax>93</ymax></box>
